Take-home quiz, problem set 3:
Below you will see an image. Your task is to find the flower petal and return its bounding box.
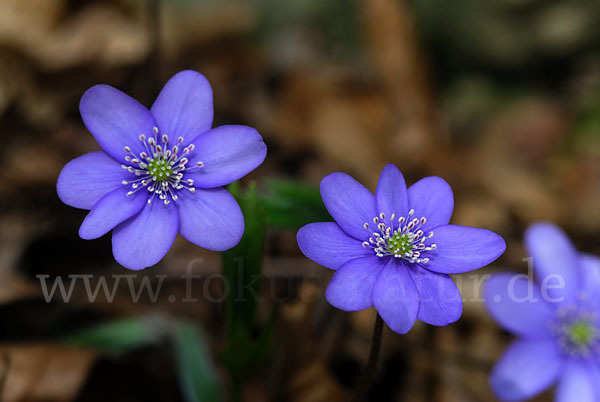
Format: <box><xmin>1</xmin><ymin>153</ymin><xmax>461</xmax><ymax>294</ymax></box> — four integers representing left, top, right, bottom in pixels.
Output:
<box><xmin>525</xmin><ymin>222</ymin><xmax>579</xmax><ymax>302</ymax></box>
<box><xmin>407</xmin><ymin>176</ymin><xmax>454</xmax><ymax>232</ymax></box>
<box><xmin>150</xmin><ymin>70</ymin><xmax>213</xmax><ymax>140</ymax></box>
<box><xmin>79</xmin><ymin>187</ymin><xmax>147</xmax><ymax>239</ymax></box>
<box><xmin>375</xmin><ymin>164</ymin><xmax>408</xmax><ymax>225</ymax></box>
<box><xmin>320</xmin><ymin>173</ymin><xmax>377</xmax><ymax>240</ymax></box>
<box><xmin>484</xmin><ymin>272</ymin><xmax>554</xmax><ymax>337</ymax></box>
<box><xmin>372</xmin><ymin>261</ymin><xmax>419</xmax><ymax>334</ymax></box>
<box><xmin>112</xmin><ymin>201</ymin><xmax>179</xmax><ymax>270</ymax></box>
<box><xmin>325</xmin><ymin>256</ymin><xmax>383</xmax><ymax>311</ymax></box>
<box><xmin>579</xmin><ymin>253</ymin><xmax>600</xmax><ymax>302</ymax></box>
<box><xmin>297</xmin><ymin>222</ymin><xmax>371</xmax><ymax>269</ymax></box>
<box><xmin>411</xmin><ymin>266</ymin><xmax>462</xmax><ymax>326</ymax></box>
<box><xmin>176</xmin><ymin>187</ymin><xmax>244</xmax><ymax>251</ymax></box>
<box><xmin>80</xmin><ymin>85</ymin><xmax>157</xmax><ymax>163</ymax></box>
<box><xmin>490</xmin><ymin>338</ymin><xmax>562</xmax><ymax>401</ymax></box>
<box><xmin>423</xmin><ymin>225</ymin><xmax>506</xmax><ymax>274</ymax></box>
<box><xmin>556</xmin><ymin>361</ymin><xmax>600</xmax><ymax>402</ymax></box>
<box><xmin>184</xmin><ymin>125</ymin><xmax>267</xmax><ymax>188</ymax></box>
<box><xmin>57</xmin><ymin>151</ymin><xmax>130</xmax><ymax>210</ymax></box>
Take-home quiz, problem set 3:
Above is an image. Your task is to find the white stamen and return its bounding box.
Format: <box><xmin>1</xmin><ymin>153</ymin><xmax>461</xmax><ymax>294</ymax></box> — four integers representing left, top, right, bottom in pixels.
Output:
<box><xmin>362</xmin><ymin>210</ymin><xmax>434</xmax><ymax>264</ymax></box>
<box><xmin>120</xmin><ymin>132</ymin><xmax>201</xmax><ymax>205</ymax></box>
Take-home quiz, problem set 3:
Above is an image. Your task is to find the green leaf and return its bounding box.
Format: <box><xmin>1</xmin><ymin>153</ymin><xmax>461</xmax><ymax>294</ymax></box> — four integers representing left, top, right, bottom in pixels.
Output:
<box><xmin>220</xmin><ymin>312</ymin><xmax>275</xmax><ymax>379</ymax></box>
<box><xmin>223</xmin><ymin>182</ymin><xmax>265</xmax><ymax>335</ymax></box>
<box><xmin>222</xmin><ymin>182</ymin><xmax>271</xmax><ymax>401</ymax></box>
<box><xmin>261</xmin><ymin>179</ymin><xmax>331</xmax><ymax>229</ymax></box>
<box><xmin>173</xmin><ymin>322</ymin><xmax>222</xmax><ymax>402</ymax></box>
<box><xmin>61</xmin><ymin>316</ymin><xmax>163</xmax><ymax>353</ymax></box>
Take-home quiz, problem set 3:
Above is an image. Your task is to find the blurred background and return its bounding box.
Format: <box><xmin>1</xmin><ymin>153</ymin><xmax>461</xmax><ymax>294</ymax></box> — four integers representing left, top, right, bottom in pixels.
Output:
<box><xmin>1</xmin><ymin>0</ymin><xmax>600</xmax><ymax>401</ymax></box>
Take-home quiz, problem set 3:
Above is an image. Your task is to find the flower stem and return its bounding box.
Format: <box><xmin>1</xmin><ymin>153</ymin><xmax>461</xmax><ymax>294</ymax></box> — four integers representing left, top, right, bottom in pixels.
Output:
<box><xmin>350</xmin><ymin>313</ymin><xmax>384</xmax><ymax>402</ymax></box>
<box><xmin>145</xmin><ymin>0</ymin><xmax>161</xmax><ymax>99</ymax></box>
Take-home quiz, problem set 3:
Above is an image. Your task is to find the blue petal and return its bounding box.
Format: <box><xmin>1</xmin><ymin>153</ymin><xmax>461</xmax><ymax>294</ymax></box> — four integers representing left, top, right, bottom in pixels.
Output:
<box><xmin>410</xmin><ymin>266</ymin><xmax>462</xmax><ymax>326</ymax></box>
<box><xmin>57</xmin><ymin>151</ymin><xmax>129</xmax><ymax>210</ymax></box>
<box><xmin>79</xmin><ymin>187</ymin><xmax>147</xmax><ymax>240</ymax></box>
<box><xmin>556</xmin><ymin>361</ymin><xmax>600</xmax><ymax>402</ymax></box>
<box><xmin>407</xmin><ymin>176</ymin><xmax>454</xmax><ymax>232</ymax></box>
<box><xmin>423</xmin><ymin>225</ymin><xmax>506</xmax><ymax>274</ymax></box>
<box><xmin>320</xmin><ymin>172</ymin><xmax>376</xmax><ymax>240</ymax></box>
<box><xmin>80</xmin><ymin>85</ymin><xmax>157</xmax><ymax>163</ymax></box>
<box><xmin>325</xmin><ymin>256</ymin><xmax>383</xmax><ymax>311</ymax></box>
<box><xmin>490</xmin><ymin>339</ymin><xmax>562</xmax><ymax>401</ymax></box>
<box><xmin>176</xmin><ymin>187</ymin><xmax>244</xmax><ymax>251</ymax></box>
<box><xmin>184</xmin><ymin>125</ymin><xmax>267</xmax><ymax>188</ymax></box>
<box><xmin>525</xmin><ymin>222</ymin><xmax>580</xmax><ymax>302</ymax></box>
<box><xmin>297</xmin><ymin>222</ymin><xmax>371</xmax><ymax>269</ymax></box>
<box><xmin>112</xmin><ymin>201</ymin><xmax>179</xmax><ymax>270</ymax></box>
<box><xmin>375</xmin><ymin>164</ymin><xmax>408</xmax><ymax>226</ymax></box>
<box><xmin>150</xmin><ymin>70</ymin><xmax>213</xmax><ymax>140</ymax></box>
<box><xmin>579</xmin><ymin>253</ymin><xmax>600</xmax><ymax>302</ymax></box>
<box><xmin>372</xmin><ymin>261</ymin><xmax>419</xmax><ymax>334</ymax></box>
<box><xmin>484</xmin><ymin>273</ymin><xmax>554</xmax><ymax>337</ymax></box>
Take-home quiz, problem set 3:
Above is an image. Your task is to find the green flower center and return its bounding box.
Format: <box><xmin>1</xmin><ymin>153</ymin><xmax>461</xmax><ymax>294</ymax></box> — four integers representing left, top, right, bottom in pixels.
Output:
<box><xmin>569</xmin><ymin>322</ymin><xmax>595</xmax><ymax>346</ymax></box>
<box><xmin>147</xmin><ymin>157</ymin><xmax>174</xmax><ymax>182</ymax></box>
<box><xmin>387</xmin><ymin>232</ymin><xmax>414</xmax><ymax>256</ymax></box>
<box><xmin>121</xmin><ymin>128</ymin><xmax>205</xmax><ymax>206</ymax></box>
<box><xmin>361</xmin><ymin>210</ymin><xmax>436</xmax><ymax>263</ymax></box>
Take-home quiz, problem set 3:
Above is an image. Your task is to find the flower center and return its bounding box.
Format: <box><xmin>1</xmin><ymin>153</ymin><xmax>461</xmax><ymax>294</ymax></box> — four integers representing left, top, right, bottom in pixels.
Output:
<box><xmin>147</xmin><ymin>158</ymin><xmax>175</xmax><ymax>182</ymax></box>
<box><xmin>551</xmin><ymin>307</ymin><xmax>599</xmax><ymax>359</ymax></box>
<box><xmin>120</xmin><ymin>127</ymin><xmax>204</xmax><ymax>206</ymax></box>
<box><xmin>569</xmin><ymin>322</ymin><xmax>595</xmax><ymax>346</ymax></box>
<box><xmin>362</xmin><ymin>209</ymin><xmax>436</xmax><ymax>263</ymax></box>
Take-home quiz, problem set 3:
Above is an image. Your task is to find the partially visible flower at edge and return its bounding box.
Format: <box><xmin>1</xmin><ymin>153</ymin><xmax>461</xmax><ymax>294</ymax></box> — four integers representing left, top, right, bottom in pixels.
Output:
<box><xmin>297</xmin><ymin>164</ymin><xmax>506</xmax><ymax>334</ymax></box>
<box><xmin>485</xmin><ymin>222</ymin><xmax>600</xmax><ymax>401</ymax></box>
<box><xmin>57</xmin><ymin>70</ymin><xmax>267</xmax><ymax>270</ymax></box>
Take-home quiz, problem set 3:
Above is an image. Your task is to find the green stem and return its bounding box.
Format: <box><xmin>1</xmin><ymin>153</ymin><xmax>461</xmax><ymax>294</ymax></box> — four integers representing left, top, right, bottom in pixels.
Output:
<box><xmin>231</xmin><ymin>375</ymin><xmax>242</xmax><ymax>402</ymax></box>
<box><xmin>350</xmin><ymin>313</ymin><xmax>384</xmax><ymax>402</ymax></box>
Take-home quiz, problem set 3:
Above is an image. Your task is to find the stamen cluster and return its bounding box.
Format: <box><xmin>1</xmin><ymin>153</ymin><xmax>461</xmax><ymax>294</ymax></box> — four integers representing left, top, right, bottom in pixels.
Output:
<box><xmin>551</xmin><ymin>306</ymin><xmax>600</xmax><ymax>359</ymax></box>
<box><xmin>362</xmin><ymin>209</ymin><xmax>436</xmax><ymax>263</ymax></box>
<box><xmin>121</xmin><ymin>127</ymin><xmax>204</xmax><ymax>205</ymax></box>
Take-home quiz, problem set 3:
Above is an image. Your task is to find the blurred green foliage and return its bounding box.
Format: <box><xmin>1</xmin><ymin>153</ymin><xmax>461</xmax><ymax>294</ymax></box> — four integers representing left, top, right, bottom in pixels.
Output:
<box><xmin>63</xmin><ymin>317</ymin><xmax>223</xmax><ymax>402</ymax></box>
<box><xmin>222</xmin><ymin>182</ymin><xmax>271</xmax><ymax>401</ymax></box>
<box><xmin>173</xmin><ymin>322</ymin><xmax>222</xmax><ymax>402</ymax></box>
<box><xmin>261</xmin><ymin>179</ymin><xmax>332</xmax><ymax>230</ymax></box>
<box><xmin>407</xmin><ymin>0</ymin><xmax>600</xmax><ymax>84</ymax></box>
<box><xmin>62</xmin><ymin>316</ymin><xmax>165</xmax><ymax>353</ymax></box>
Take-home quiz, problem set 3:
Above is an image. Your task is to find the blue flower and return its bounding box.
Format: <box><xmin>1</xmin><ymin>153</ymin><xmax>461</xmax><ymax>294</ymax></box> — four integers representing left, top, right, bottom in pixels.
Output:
<box><xmin>486</xmin><ymin>222</ymin><xmax>600</xmax><ymax>401</ymax></box>
<box><xmin>297</xmin><ymin>164</ymin><xmax>506</xmax><ymax>334</ymax></box>
<box><xmin>57</xmin><ymin>70</ymin><xmax>267</xmax><ymax>270</ymax></box>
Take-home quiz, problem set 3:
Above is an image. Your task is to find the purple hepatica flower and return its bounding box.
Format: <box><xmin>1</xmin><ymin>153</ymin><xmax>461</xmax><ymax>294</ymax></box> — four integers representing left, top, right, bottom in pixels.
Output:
<box><xmin>485</xmin><ymin>222</ymin><xmax>600</xmax><ymax>401</ymax></box>
<box><xmin>296</xmin><ymin>164</ymin><xmax>506</xmax><ymax>334</ymax></box>
<box><xmin>57</xmin><ymin>70</ymin><xmax>267</xmax><ymax>270</ymax></box>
